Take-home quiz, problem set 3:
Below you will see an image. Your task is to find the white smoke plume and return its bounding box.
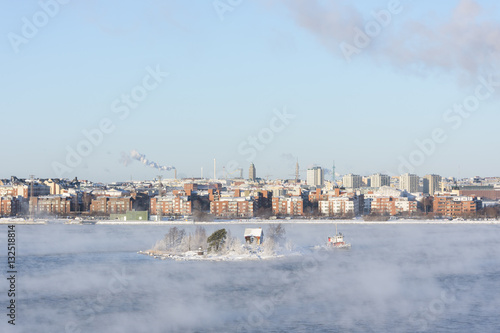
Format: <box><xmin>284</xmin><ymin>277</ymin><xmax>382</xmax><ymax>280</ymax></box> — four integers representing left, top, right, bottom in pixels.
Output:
<box><xmin>127</xmin><ymin>149</ymin><xmax>176</xmax><ymax>171</ymax></box>
<box><xmin>281</xmin><ymin>0</ymin><xmax>500</xmax><ymax>78</ymax></box>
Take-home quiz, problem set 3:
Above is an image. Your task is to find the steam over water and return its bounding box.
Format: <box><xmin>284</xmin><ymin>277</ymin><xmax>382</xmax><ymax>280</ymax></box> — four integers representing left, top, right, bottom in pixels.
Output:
<box><xmin>1</xmin><ymin>223</ymin><xmax>499</xmax><ymax>332</ymax></box>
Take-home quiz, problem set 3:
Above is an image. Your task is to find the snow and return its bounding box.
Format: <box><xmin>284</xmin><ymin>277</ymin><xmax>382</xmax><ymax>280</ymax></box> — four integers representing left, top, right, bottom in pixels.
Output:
<box><xmin>138</xmin><ymin>247</ymin><xmax>287</xmax><ymax>262</ymax></box>
<box><xmin>243</xmin><ymin>227</ymin><xmax>263</xmax><ymax>237</ymax></box>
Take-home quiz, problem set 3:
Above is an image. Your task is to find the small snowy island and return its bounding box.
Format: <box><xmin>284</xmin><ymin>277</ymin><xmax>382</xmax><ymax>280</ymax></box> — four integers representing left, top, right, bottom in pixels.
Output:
<box><xmin>139</xmin><ymin>225</ymin><xmax>293</xmax><ymax>261</ymax></box>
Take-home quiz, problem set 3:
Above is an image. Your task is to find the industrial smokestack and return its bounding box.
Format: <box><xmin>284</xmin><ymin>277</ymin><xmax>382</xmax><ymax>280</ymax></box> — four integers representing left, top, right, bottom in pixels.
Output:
<box><xmin>174</xmin><ymin>169</ymin><xmax>177</xmax><ymax>180</ymax></box>
<box><xmin>129</xmin><ymin>150</ymin><xmax>175</xmax><ymax>171</ymax></box>
<box><xmin>214</xmin><ymin>158</ymin><xmax>216</xmax><ymax>180</ymax></box>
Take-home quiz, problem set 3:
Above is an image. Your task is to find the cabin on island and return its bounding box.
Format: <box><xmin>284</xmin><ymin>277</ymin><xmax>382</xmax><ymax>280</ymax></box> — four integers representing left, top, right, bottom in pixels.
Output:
<box><xmin>244</xmin><ymin>228</ymin><xmax>263</xmax><ymax>245</ymax></box>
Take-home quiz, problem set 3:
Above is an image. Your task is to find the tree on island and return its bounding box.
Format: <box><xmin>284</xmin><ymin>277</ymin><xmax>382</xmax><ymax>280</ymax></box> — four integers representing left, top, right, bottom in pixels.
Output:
<box><xmin>266</xmin><ymin>223</ymin><xmax>286</xmax><ymax>246</ymax></box>
<box><xmin>207</xmin><ymin>228</ymin><xmax>227</xmax><ymax>253</ymax></box>
<box><xmin>151</xmin><ymin>226</ymin><xmax>208</xmax><ymax>253</ymax></box>
<box><xmin>163</xmin><ymin>227</ymin><xmax>186</xmax><ymax>250</ymax></box>
<box><xmin>189</xmin><ymin>226</ymin><xmax>208</xmax><ymax>251</ymax></box>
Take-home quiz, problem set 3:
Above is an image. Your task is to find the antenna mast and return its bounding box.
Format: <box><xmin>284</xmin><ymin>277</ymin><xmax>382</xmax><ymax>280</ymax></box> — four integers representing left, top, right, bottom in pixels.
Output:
<box><xmin>332</xmin><ymin>160</ymin><xmax>336</xmax><ymax>186</ymax></box>
<box><xmin>295</xmin><ymin>159</ymin><xmax>299</xmax><ymax>183</ymax></box>
<box><xmin>29</xmin><ymin>174</ymin><xmax>34</xmax><ymax>219</ymax></box>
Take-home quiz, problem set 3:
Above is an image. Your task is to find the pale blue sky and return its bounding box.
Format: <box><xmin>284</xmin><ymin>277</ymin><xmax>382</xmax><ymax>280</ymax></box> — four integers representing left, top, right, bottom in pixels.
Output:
<box><xmin>1</xmin><ymin>0</ymin><xmax>499</xmax><ymax>182</ymax></box>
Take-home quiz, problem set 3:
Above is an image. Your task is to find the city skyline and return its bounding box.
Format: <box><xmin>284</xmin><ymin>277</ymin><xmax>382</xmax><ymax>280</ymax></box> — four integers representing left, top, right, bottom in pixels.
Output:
<box><xmin>2</xmin><ymin>1</ymin><xmax>500</xmax><ymax>182</ymax></box>
<box><xmin>2</xmin><ymin>167</ymin><xmax>499</xmax><ymax>185</ymax></box>
<box><xmin>2</xmin><ymin>169</ymin><xmax>497</xmax><ymax>220</ymax></box>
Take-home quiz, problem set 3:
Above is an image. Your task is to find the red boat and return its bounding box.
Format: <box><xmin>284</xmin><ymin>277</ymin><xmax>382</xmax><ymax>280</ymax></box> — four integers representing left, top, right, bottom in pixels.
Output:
<box><xmin>327</xmin><ymin>224</ymin><xmax>351</xmax><ymax>248</ymax></box>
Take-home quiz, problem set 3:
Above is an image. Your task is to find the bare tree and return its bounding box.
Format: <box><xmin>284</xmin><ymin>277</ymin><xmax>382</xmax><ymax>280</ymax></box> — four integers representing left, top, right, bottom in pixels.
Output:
<box><xmin>266</xmin><ymin>224</ymin><xmax>286</xmax><ymax>246</ymax></box>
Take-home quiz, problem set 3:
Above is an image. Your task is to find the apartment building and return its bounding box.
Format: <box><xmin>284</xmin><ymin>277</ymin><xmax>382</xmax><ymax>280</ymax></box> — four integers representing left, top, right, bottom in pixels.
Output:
<box><xmin>370</xmin><ymin>197</ymin><xmax>417</xmax><ymax>215</ymax></box>
<box><xmin>0</xmin><ymin>196</ymin><xmax>20</xmax><ymax>216</ymax></box>
<box><xmin>423</xmin><ymin>174</ymin><xmax>441</xmax><ymax>195</ymax></box>
<box><xmin>318</xmin><ymin>196</ymin><xmax>359</xmax><ymax>216</ymax></box>
<box><xmin>0</xmin><ymin>183</ymin><xmax>50</xmax><ymax>198</ymax></box>
<box><xmin>399</xmin><ymin>173</ymin><xmax>419</xmax><ymax>193</ymax></box>
<box><xmin>433</xmin><ymin>196</ymin><xmax>479</xmax><ymax>217</ymax></box>
<box><xmin>151</xmin><ymin>195</ymin><xmax>192</xmax><ymax>216</ymax></box>
<box><xmin>29</xmin><ymin>195</ymin><xmax>74</xmax><ymax>215</ymax></box>
<box><xmin>307</xmin><ymin>167</ymin><xmax>324</xmax><ymax>187</ymax></box>
<box><xmin>342</xmin><ymin>174</ymin><xmax>362</xmax><ymax>189</ymax></box>
<box><xmin>370</xmin><ymin>173</ymin><xmax>390</xmax><ymax>188</ymax></box>
<box><xmin>210</xmin><ymin>197</ymin><xmax>255</xmax><ymax>218</ymax></box>
<box><xmin>90</xmin><ymin>196</ymin><xmax>133</xmax><ymax>215</ymax></box>
<box><xmin>272</xmin><ymin>196</ymin><xmax>304</xmax><ymax>216</ymax></box>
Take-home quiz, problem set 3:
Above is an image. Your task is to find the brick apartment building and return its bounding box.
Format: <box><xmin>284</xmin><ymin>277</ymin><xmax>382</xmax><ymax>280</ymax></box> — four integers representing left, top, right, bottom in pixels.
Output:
<box><xmin>150</xmin><ymin>195</ymin><xmax>192</xmax><ymax>216</ymax></box>
<box><xmin>2</xmin><ymin>183</ymin><xmax>51</xmax><ymax>198</ymax></box>
<box><xmin>90</xmin><ymin>196</ymin><xmax>133</xmax><ymax>215</ymax></box>
<box><xmin>272</xmin><ymin>196</ymin><xmax>304</xmax><ymax>216</ymax></box>
<box><xmin>433</xmin><ymin>196</ymin><xmax>479</xmax><ymax>217</ymax></box>
<box><xmin>0</xmin><ymin>196</ymin><xmax>21</xmax><ymax>216</ymax></box>
<box><xmin>369</xmin><ymin>197</ymin><xmax>418</xmax><ymax>216</ymax></box>
<box><xmin>210</xmin><ymin>197</ymin><xmax>255</xmax><ymax>218</ymax></box>
<box><xmin>208</xmin><ymin>188</ymin><xmax>220</xmax><ymax>202</ymax></box>
<box><xmin>29</xmin><ymin>195</ymin><xmax>74</xmax><ymax>215</ymax></box>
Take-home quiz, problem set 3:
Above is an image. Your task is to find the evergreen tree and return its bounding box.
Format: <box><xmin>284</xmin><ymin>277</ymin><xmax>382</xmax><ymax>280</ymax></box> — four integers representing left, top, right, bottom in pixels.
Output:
<box><xmin>207</xmin><ymin>228</ymin><xmax>227</xmax><ymax>253</ymax></box>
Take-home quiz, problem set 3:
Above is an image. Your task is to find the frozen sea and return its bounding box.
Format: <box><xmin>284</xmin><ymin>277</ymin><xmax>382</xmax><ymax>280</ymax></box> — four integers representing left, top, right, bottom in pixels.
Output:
<box><xmin>1</xmin><ymin>222</ymin><xmax>499</xmax><ymax>333</ymax></box>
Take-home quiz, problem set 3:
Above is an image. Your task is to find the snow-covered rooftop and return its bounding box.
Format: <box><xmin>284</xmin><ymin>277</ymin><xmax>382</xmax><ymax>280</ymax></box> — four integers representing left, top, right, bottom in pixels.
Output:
<box><xmin>244</xmin><ymin>228</ymin><xmax>263</xmax><ymax>238</ymax></box>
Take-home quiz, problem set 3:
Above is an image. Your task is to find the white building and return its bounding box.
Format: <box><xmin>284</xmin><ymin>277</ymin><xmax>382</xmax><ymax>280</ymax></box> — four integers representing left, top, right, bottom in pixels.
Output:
<box><xmin>319</xmin><ymin>196</ymin><xmax>359</xmax><ymax>216</ymax></box>
<box><xmin>423</xmin><ymin>174</ymin><xmax>441</xmax><ymax>195</ymax></box>
<box><xmin>307</xmin><ymin>167</ymin><xmax>324</xmax><ymax>187</ymax></box>
<box><xmin>399</xmin><ymin>173</ymin><xmax>419</xmax><ymax>193</ymax></box>
<box><xmin>342</xmin><ymin>174</ymin><xmax>362</xmax><ymax>189</ymax></box>
<box><xmin>370</xmin><ymin>173</ymin><xmax>390</xmax><ymax>188</ymax></box>
<box><xmin>394</xmin><ymin>197</ymin><xmax>414</xmax><ymax>212</ymax></box>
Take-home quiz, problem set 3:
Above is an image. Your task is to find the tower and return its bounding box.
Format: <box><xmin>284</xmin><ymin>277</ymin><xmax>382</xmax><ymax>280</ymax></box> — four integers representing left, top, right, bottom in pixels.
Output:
<box><xmin>249</xmin><ymin>163</ymin><xmax>256</xmax><ymax>181</ymax></box>
<box><xmin>332</xmin><ymin>160</ymin><xmax>335</xmax><ymax>184</ymax></box>
<box><xmin>295</xmin><ymin>159</ymin><xmax>300</xmax><ymax>183</ymax></box>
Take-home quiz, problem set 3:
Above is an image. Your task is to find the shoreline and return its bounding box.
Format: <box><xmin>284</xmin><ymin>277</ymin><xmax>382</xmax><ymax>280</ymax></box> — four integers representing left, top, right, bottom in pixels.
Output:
<box><xmin>2</xmin><ymin>219</ymin><xmax>498</xmax><ymax>225</ymax></box>
<box><xmin>96</xmin><ymin>220</ymin><xmax>500</xmax><ymax>225</ymax></box>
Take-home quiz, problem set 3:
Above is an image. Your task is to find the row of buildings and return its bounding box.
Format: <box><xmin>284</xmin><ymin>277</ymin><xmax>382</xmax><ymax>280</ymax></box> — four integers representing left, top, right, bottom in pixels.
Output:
<box><xmin>340</xmin><ymin>173</ymin><xmax>438</xmax><ymax>194</ymax></box>
<box><xmin>1</xmin><ymin>169</ymin><xmax>497</xmax><ymax>219</ymax></box>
